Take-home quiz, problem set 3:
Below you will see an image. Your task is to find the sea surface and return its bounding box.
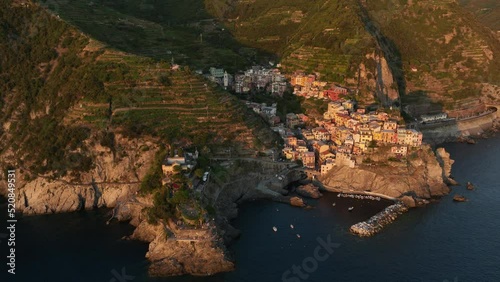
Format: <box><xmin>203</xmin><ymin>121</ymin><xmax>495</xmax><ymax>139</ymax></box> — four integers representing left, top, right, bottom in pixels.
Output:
<box><xmin>1</xmin><ymin>134</ymin><xmax>500</xmax><ymax>282</ymax></box>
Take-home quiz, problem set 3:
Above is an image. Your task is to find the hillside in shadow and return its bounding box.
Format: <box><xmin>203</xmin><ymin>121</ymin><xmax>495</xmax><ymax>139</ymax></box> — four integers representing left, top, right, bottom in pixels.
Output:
<box><xmin>39</xmin><ymin>0</ymin><xmax>275</xmax><ymax>72</ymax></box>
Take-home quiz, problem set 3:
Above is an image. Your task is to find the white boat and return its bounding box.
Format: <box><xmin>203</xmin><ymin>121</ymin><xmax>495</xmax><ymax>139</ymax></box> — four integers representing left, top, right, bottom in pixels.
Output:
<box><xmin>348</xmin><ymin>206</ymin><xmax>354</xmax><ymax>211</ymax></box>
<box><xmin>273</xmin><ymin>226</ymin><xmax>277</xmax><ymax>232</ymax></box>
<box><xmin>332</xmin><ymin>203</ymin><xmax>336</xmax><ymax>207</ymax></box>
<box><xmin>296</xmin><ymin>234</ymin><xmax>301</xmax><ymax>238</ymax></box>
<box><xmin>290</xmin><ymin>224</ymin><xmax>294</xmax><ymax>229</ymax></box>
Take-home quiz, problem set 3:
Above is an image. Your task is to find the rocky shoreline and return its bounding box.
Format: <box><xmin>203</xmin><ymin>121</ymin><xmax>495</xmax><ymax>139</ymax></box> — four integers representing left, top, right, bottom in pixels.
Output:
<box><xmin>0</xmin><ymin>141</ymin><xmax>463</xmax><ymax>276</ymax></box>
<box><xmin>319</xmin><ymin>145</ymin><xmax>454</xmax><ymax>208</ymax></box>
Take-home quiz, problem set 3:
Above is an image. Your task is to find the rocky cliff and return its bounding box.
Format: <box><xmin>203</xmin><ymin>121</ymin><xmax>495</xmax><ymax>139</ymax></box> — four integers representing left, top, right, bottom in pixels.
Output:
<box><xmin>319</xmin><ymin>145</ymin><xmax>453</xmax><ymax>207</ymax></box>
<box><xmin>1</xmin><ymin>133</ymin><xmax>158</xmax><ymax>215</ymax></box>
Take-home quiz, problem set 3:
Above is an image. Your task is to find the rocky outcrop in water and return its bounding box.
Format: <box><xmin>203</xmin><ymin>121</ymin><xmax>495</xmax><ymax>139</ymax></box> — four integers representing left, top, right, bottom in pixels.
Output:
<box><xmin>350</xmin><ymin>202</ymin><xmax>408</xmax><ymax>237</ymax></box>
<box><xmin>296</xmin><ymin>183</ymin><xmax>323</xmax><ymax>199</ymax></box>
<box><xmin>453</xmin><ymin>195</ymin><xmax>467</xmax><ymax>202</ymax></box>
<box><xmin>466</xmin><ymin>182</ymin><xmax>475</xmax><ymax>190</ymax></box>
<box><xmin>113</xmin><ymin>198</ymin><xmax>235</xmax><ymax>277</ymax></box>
<box><xmin>436</xmin><ymin>147</ymin><xmax>457</xmax><ymax>185</ymax></box>
<box><xmin>289</xmin><ymin>196</ymin><xmax>306</xmax><ymax>207</ymax></box>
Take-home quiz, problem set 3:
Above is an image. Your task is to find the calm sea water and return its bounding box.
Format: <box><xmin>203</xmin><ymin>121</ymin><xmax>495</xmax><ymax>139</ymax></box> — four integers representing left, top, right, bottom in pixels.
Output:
<box><xmin>2</xmin><ymin>134</ymin><xmax>500</xmax><ymax>282</ymax></box>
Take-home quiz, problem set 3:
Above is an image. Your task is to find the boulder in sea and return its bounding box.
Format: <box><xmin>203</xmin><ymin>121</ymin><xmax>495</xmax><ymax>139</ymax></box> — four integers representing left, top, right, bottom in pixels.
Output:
<box><xmin>296</xmin><ymin>183</ymin><xmax>323</xmax><ymax>199</ymax></box>
<box><xmin>289</xmin><ymin>196</ymin><xmax>306</xmax><ymax>207</ymax></box>
<box><xmin>453</xmin><ymin>194</ymin><xmax>467</xmax><ymax>202</ymax></box>
<box><xmin>466</xmin><ymin>182</ymin><xmax>475</xmax><ymax>190</ymax></box>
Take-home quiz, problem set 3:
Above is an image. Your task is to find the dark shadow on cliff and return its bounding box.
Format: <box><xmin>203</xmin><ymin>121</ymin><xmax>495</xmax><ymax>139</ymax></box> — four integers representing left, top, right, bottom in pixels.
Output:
<box><xmin>38</xmin><ymin>0</ymin><xmax>275</xmax><ymax>72</ymax></box>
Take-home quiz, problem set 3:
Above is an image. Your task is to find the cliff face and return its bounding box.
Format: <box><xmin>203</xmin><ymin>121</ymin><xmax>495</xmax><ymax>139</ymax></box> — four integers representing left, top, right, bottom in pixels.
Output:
<box><xmin>3</xmin><ymin>133</ymin><xmax>159</xmax><ymax>215</ymax></box>
<box><xmin>319</xmin><ymin>146</ymin><xmax>452</xmax><ymax>206</ymax></box>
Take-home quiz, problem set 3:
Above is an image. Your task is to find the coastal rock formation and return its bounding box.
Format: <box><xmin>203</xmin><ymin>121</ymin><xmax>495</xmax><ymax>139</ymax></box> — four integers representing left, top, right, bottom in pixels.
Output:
<box><xmin>296</xmin><ymin>183</ymin><xmax>323</xmax><ymax>199</ymax></box>
<box><xmin>113</xmin><ymin>199</ymin><xmax>235</xmax><ymax>277</ymax></box>
<box><xmin>144</xmin><ymin>222</ymin><xmax>234</xmax><ymax>276</ymax></box>
<box><xmin>7</xmin><ymin>134</ymin><xmax>158</xmax><ymax>215</ymax></box>
<box><xmin>453</xmin><ymin>195</ymin><xmax>467</xmax><ymax>202</ymax></box>
<box><xmin>466</xmin><ymin>182</ymin><xmax>475</xmax><ymax>190</ymax></box>
<box><xmin>289</xmin><ymin>196</ymin><xmax>306</xmax><ymax>207</ymax></box>
<box><xmin>435</xmin><ymin>147</ymin><xmax>457</xmax><ymax>185</ymax></box>
<box><xmin>320</xmin><ymin>145</ymin><xmax>451</xmax><ymax>203</ymax></box>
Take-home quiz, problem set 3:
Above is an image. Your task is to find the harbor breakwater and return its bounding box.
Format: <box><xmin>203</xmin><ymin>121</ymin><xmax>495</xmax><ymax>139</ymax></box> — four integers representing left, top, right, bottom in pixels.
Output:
<box><xmin>350</xmin><ymin>202</ymin><xmax>409</xmax><ymax>237</ymax></box>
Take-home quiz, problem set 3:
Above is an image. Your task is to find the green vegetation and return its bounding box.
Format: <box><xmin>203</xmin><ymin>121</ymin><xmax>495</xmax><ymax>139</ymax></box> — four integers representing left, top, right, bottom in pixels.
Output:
<box><xmin>140</xmin><ymin>148</ymin><xmax>167</xmax><ymax>194</ymax></box>
<box><xmin>0</xmin><ymin>1</ymin><xmax>278</xmax><ymax>178</ymax></box>
<box><xmin>33</xmin><ymin>0</ymin><xmax>499</xmax><ymax>115</ymax></box>
<box><xmin>38</xmin><ymin>0</ymin><xmax>269</xmax><ymax>71</ymax></box>
<box><xmin>363</xmin><ymin>0</ymin><xmax>500</xmax><ymax>108</ymax></box>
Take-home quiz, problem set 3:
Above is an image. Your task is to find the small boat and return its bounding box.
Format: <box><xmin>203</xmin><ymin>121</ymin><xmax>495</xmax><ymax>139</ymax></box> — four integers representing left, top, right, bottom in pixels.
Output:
<box><xmin>273</xmin><ymin>226</ymin><xmax>277</xmax><ymax>232</ymax></box>
<box><xmin>296</xmin><ymin>234</ymin><xmax>301</xmax><ymax>238</ymax></box>
<box><xmin>348</xmin><ymin>206</ymin><xmax>354</xmax><ymax>211</ymax></box>
<box><xmin>290</xmin><ymin>224</ymin><xmax>294</xmax><ymax>229</ymax></box>
<box><xmin>332</xmin><ymin>203</ymin><xmax>336</xmax><ymax>207</ymax></box>
<box><xmin>276</xmin><ymin>208</ymin><xmax>279</xmax><ymax>212</ymax></box>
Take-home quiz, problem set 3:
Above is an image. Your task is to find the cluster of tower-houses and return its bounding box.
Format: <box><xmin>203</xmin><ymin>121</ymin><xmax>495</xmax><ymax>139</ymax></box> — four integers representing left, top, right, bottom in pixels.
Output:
<box><xmin>291</xmin><ymin>71</ymin><xmax>349</xmax><ymax>100</ymax></box>
<box><xmin>274</xmin><ymin>100</ymin><xmax>423</xmax><ymax>174</ymax></box>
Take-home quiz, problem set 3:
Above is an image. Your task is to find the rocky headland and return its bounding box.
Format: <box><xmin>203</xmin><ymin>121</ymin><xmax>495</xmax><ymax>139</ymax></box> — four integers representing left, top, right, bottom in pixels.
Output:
<box><xmin>319</xmin><ymin>145</ymin><xmax>454</xmax><ymax>208</ymax></box>
<box><xmin>0</xmin><ymin>136</ymin><xmax>306</xmax><ymax>277</ymax></box>
<box><xmin>0</xmin><ymin>137</ymin><xmax>456</xmax><ymax>275</ymax></box>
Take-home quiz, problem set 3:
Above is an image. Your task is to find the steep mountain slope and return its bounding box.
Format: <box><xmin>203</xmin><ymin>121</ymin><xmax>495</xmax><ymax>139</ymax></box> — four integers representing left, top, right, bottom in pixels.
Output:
<box><xmin>37</xmin><ymin>0</ymin><xmax>267</xmax><ymax>72</ymax></box>
<box><xmin>361</xmin><ymin>0</ymin><xmax>500</xmax><ymax>116</ymax></box>
<box><xmin>0</xmin><ymin>0</ymin><xmax>277</xmax><ymax>180</ymax></box>
<box><xmin>208</xmin><ymin>0</ymin><xmax>499</xmax><ymax>114</ymax></box>
<box><xmin>460</xmin><ymin>0</ymin><xmax>500</xmax><ymax>35</ymax></box>
<box><xmin>40</xmin><ymin>0</ymin><xmax>499</xmax><ymax>114</ymax></box>
<box><xmin>207</xmin><ymin>0</ymin><xmax>394</xmax><ymax>104</ymax></box>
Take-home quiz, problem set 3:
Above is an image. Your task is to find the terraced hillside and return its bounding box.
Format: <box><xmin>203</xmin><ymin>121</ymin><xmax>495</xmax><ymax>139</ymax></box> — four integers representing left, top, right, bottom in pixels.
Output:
<box><xmin>207</xmin><ymin>0</ymin><xmax>383</xmax><ymax>98</ymax></box>
<box><xmin>361</xmin><ymin>0</ymin><xmax>500</xmax><ymax>115</ymax></box>
<box><xmin>0</xmin><ymin>0</ymin><xmax>277</xmax><ymax>177</ymax></box>
<box><xmin>37</xmin><ymin>0</ymin><xmax>268</xmax><ymax>72</ymax></box>
<box><xmin>208</xmin><ymin>0</ymin><xmax>500</xmax><ymax>114</ymax></box>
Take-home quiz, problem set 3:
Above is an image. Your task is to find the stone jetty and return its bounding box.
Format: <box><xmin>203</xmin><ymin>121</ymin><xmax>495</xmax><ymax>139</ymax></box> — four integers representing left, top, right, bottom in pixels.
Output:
<box><xmin>350</xmin><ymin>202</ymin><xmax>408</xmax><ymax>237</ymax></box>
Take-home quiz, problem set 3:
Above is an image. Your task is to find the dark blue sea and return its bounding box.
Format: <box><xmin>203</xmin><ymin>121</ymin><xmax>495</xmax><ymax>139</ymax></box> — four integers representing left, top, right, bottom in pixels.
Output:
<box><xmin>2</xmin><ymin>134</ymin><xmax>500</xmax><ymax>282</ymax></box>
